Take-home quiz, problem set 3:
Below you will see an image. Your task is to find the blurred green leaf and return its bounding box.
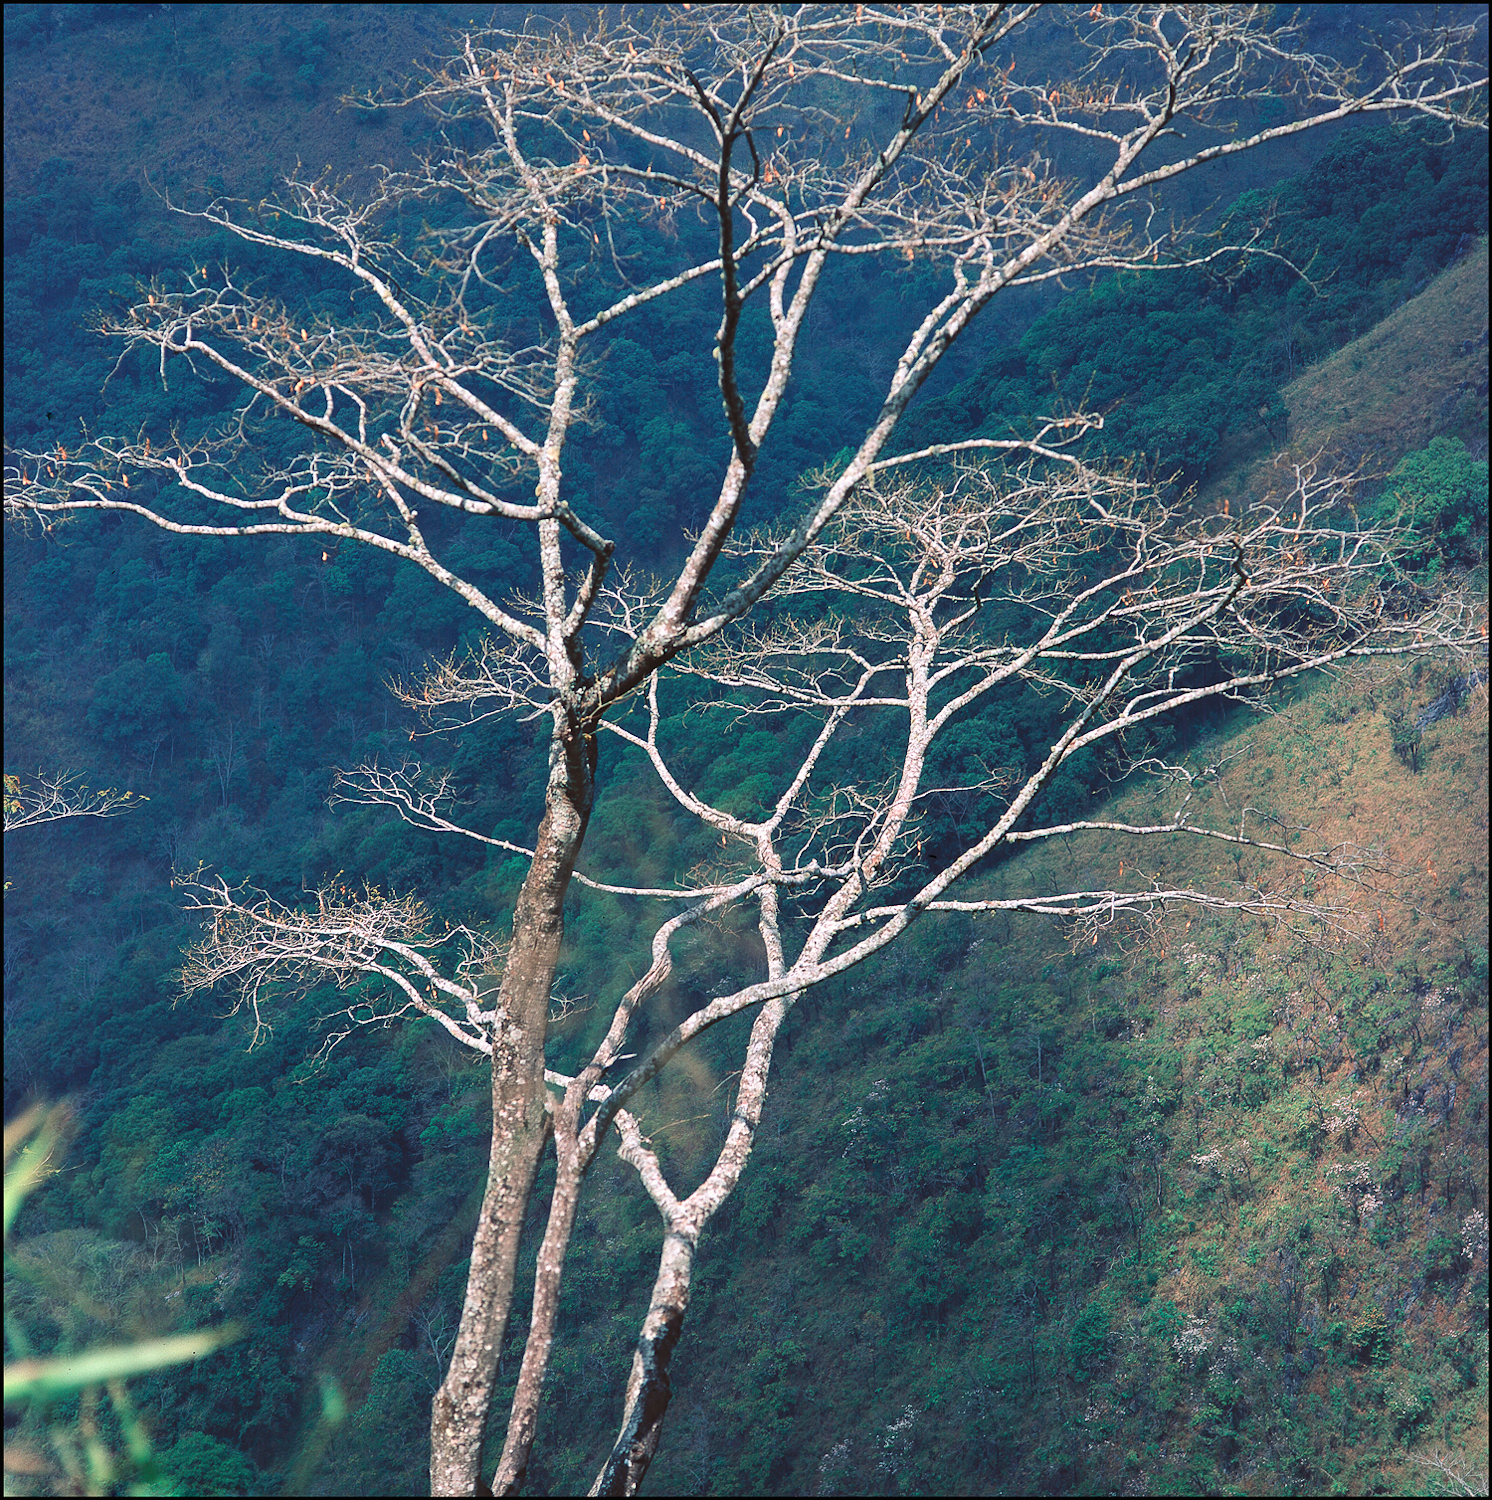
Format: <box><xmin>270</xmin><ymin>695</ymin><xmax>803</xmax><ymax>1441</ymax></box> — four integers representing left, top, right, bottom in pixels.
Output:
<box><xmin>5</xmin><ymin>1326</ymin><xmax>244</xmax><ymax>1404</ymax></box>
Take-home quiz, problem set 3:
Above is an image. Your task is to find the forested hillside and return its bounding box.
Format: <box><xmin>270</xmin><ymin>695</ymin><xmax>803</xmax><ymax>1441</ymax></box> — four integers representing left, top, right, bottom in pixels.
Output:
<box><xmin>4</xmin><ymin>5</ymin><xmax>1488</xmax><ymax>1497</ymax></box>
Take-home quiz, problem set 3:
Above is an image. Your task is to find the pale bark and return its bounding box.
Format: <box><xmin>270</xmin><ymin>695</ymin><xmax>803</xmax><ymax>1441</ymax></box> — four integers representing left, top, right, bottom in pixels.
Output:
<box><xmin>492</xmin><ymin>876</ymin><xmax>770</xmax><ymax>1494</ymax></box>
<box><xmin>589</xmin><ymin>880</ymin><xmax>794</xmax><ymax>1495</ymax></box>
<box><xmin>3</xmin><ymin>771</ymin><xmax>143</xmax><ymax>832</ymax></box>
<box><xmin>591</xmin><ymin>988</ymin><xmax>795</xmax><ymax>1497</ymax></box>
<box><xmin>5</xmin><ymin>7</ymin><xmax>1486</xmax><ymax>1496</ymax></box>
<box><xmin>431</xmin><ymin>725</ymin><xmax>595</xmax><ymax>1497</ymax></box>
<box><xmin>590</xmin><ymin>1228</ymin><xmax>695</xmax><ymax>1497</ymax></box>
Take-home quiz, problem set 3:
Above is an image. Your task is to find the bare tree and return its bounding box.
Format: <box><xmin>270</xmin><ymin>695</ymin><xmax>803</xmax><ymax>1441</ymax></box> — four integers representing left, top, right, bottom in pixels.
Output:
<box><xmin>2</xmin><ymin>771</ymin><xmax>144</xmax><ymax>833</ymax></box>
<box><xmin>4</xmin><ymin>7</ymin><xmax>1485</xmax><ymax>1495</ymax></box>
<box><xmin>1408</xmin><ymin>1445</ymin><xmax>1492</xmax><ymax>1499</ymax></box>
<box><xmin>205</xmin><ymin>720</ymin><xmax>247</xmax><ymax>808</ymax></box>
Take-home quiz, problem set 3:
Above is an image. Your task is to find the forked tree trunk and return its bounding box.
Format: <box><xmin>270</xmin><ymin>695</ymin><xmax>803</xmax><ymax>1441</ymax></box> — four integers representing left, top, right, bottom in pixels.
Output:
<box><xmin>590</xmin><ymin>992</ymin><xmax>794</xmax><ymax>1495</ymax></box>
<box><xmin>430</xmin><ymin>727</ymin><xmax>595</xmax><ymax>1497</ymax></box>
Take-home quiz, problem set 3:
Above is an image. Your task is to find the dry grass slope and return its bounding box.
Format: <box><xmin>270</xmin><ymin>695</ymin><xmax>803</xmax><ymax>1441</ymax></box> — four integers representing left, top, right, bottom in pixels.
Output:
<box><xmin>1207</xmin><ymin>236</ymin><xmax>1489</xmax><ymax>513</ymax></box>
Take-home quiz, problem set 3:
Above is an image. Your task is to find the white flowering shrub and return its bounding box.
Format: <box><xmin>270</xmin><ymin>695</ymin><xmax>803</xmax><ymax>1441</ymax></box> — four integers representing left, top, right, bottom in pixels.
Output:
<box><xmin>816</xmin><ymin>1438</ymin><xmax>854</xmax><ymax>1496</ymax></box>
<box><xmin>839</xmin><ymin>1080</ymin><xmax>891</xmax><ymax>1160</ymax></box>
<box><xmin>1326</xmin><ymin>1090</ymin><xmax>1365</xmax><ymax>1139</ymax></box>
<box><xmin>873</xmin><ymin>1405</ymin><xmax>920</xmax><ymax>1477</ymax></box>
<box><xmin>1461</xmin><ymin>1209</ymin><xmax>1488</xmax><ymax>1264</ymax></box>
<box><xmin>1173</xmin><ymin>1315</ymin><xmax>1213</xmax><ymax>1371</ymax></box>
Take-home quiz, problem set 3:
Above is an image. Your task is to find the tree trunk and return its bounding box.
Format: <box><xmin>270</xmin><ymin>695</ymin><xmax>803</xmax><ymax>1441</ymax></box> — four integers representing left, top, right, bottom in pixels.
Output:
<box><xmin>589</xmin><ymin>1229</ymin><xmax>695</xmax><ymax>1497</ymax></box>
<box><xmin>430</xmin><ymin>725</ymin><xmax>595</xmax><ymax>1497</ymax></box>
<box><xmin>491</xmin><ymin>1138</ymin><xmax>588</xmax><ymax>1495</ymax></box>
<box><xmin>589</xmin><ymin>993</ymin><xmax>792</xmax><ymax>1495</ymax></box>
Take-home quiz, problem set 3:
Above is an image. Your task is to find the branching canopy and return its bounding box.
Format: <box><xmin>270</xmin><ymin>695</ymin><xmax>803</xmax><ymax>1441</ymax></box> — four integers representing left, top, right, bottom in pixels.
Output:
<box><xmin>4</xmin><ymin>6</ymin><xmax>1486</xmax><ymax>1496</ymax></box>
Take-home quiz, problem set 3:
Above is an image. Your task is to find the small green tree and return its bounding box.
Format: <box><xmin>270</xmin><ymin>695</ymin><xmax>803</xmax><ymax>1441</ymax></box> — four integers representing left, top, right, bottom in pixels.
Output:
<box><xmin>1376</xmin><ymin>435</ymin><xmax>1490</xmax><ymax>571</ymax></box>
<box><xmin>157</xmin><ymin>1432</ymin><xmax>259</xmax><ymax>1498</ymax></box>
<box><xmin>1069</xmin><ymin>1301</ymin><xmax>1112</xmax><ymax>1383</ymax></box>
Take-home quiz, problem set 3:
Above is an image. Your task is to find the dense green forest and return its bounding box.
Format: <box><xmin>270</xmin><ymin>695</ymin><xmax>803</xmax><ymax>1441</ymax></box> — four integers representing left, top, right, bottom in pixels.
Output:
<box><xmin>4</xmin><ymin>5</ymin><xmax>1489</xmax><ymax>1497</ymax></box>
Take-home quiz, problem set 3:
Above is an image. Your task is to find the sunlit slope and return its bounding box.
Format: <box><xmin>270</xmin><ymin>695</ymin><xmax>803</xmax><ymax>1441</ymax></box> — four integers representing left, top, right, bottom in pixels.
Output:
<box><xmin>1207</xmin><ymin>235</ymin><xmax>1488</xmax><ymax>508</ymax></box>
<box><xmin>625</xmin><ymin>251</ymin><xmax>1489</xmax><ymax>1498</ymax></box>
<box><xmin>268</xmin><ymin>226</ymin><xmax>1492</xmax><ymax>1500</ymax></box>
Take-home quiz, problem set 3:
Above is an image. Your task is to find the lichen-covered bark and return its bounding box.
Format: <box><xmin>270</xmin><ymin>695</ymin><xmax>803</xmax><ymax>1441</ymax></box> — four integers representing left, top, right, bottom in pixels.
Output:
<box><xmin>590</xmin><ymin>990</ymin><xmax>794</xmax><ymax>1497</ymax></box>
<box><xmin>490</xmin><ymin>1135</ymin><xmax>587</xmax><ymax>1496</ymax></box>
<box><xmin>589</xmin><ymin>1230</ymin><xmax>695</xmax><ymax>1497</ymax></box>
<box><xmin>430</xmin><ymin>725</ymin><xmax>595</xmax><ymax>1497</ymax></box>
